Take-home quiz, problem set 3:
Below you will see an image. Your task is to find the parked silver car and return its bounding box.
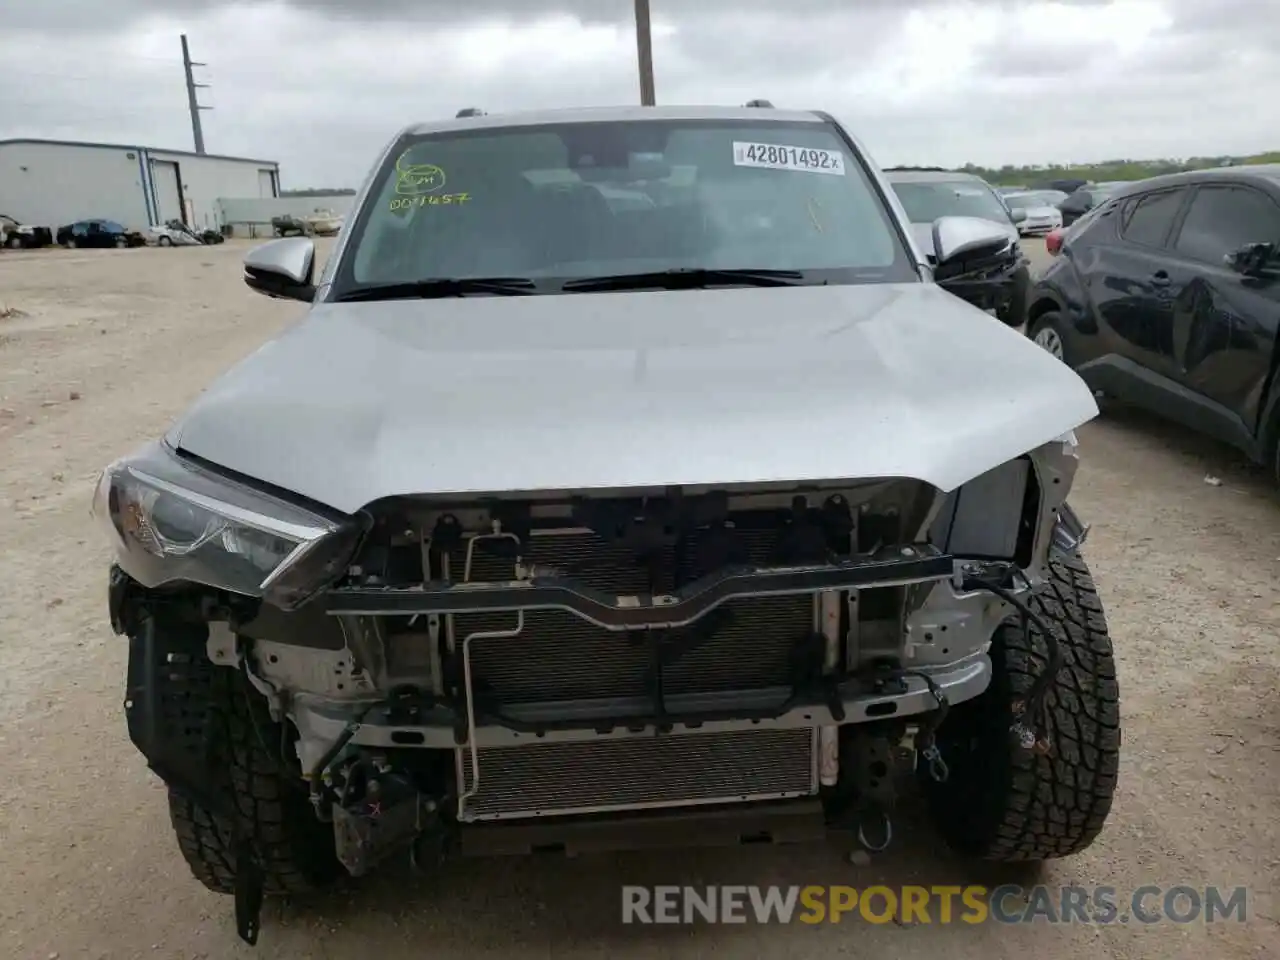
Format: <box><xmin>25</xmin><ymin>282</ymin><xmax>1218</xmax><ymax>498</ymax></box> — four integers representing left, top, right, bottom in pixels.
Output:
<box><xmin>884</xmin><ymin>168</ymin><xmax>1032</xmax><ymax>325</ymax></box>
<box><xmin>93</xmin><ymin>104</ymin><xmax>1118</xmax><ymax>945</ymax></box>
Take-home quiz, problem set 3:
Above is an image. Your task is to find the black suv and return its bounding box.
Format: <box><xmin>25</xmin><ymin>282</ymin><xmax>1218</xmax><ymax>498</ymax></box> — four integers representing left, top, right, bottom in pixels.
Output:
<box><xmin>1057</xmin><ymin>184</ymin><xmax>1124</xmax><ymax>227</ymax></box>
<box><xmin>1026</xmin><ymin>165</ymin><xmax>1280</xmax><ymax>480</ymax></box>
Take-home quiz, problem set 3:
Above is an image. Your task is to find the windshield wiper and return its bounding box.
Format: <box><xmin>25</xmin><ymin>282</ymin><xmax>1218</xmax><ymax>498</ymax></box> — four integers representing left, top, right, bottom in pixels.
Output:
<box><xmin>333</xmin><ymin>276</ymin><xmax>540</xmax><ymax>302</ymax></box>
<box><xmin>561</xmin><ymin>267</ymin><xmax>807</xmax><ymax>293</ymax></box>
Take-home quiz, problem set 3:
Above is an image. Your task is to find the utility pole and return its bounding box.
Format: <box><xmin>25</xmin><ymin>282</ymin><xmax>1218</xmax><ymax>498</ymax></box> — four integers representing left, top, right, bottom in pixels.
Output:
<box><xmin>634</xmin><ymin>0</ymin><xmax>656</xmax><ymax>106</ymax></box>
<box><xmin>181</xmin><ymin>34</ymin><xmax>212</xmax><ymax>154</ymax></box>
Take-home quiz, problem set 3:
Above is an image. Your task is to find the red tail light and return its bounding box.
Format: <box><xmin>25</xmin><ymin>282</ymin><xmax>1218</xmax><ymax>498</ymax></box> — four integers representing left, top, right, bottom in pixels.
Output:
<box><xmin>1046</xmin><ymin>228</ymin><xmax>1064</xmax><ymax>256</ymax></box>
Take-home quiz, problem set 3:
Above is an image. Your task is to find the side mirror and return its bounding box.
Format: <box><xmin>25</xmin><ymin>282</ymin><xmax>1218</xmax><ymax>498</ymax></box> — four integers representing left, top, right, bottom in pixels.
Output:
<box><xmin>931</xmin><ymin>215</ymin><xmax>1012</xmax><ymax>267</ymax></box>
<box><xmin>1225</xmin><ymin>241</ymin><xmax>1280</xmax><ymax>279</ymax></box>
<box><xmin>243</xmin><ymin>237</ymin><xmax>317</xmax><ymax>302</ymax></box>
<box><xmin>1009</xmin><ymin>207</ymin><xmax>1028</xmax><ymax>224</ymax></box>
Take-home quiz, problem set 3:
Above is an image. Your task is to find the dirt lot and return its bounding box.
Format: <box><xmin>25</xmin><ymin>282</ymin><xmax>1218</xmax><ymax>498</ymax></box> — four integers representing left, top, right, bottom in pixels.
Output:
<box><xmin>0</xmin><ymin>240</ymin><xmax>1277</xmax><ymax>960</ymax></box>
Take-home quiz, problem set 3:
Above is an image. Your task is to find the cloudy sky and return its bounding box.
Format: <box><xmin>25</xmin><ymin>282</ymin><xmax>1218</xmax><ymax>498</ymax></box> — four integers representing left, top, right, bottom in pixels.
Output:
<box><xmin>1</xmin><ymin>0</ymin><xmax>1276</xmax><ymax>187</ymax></box>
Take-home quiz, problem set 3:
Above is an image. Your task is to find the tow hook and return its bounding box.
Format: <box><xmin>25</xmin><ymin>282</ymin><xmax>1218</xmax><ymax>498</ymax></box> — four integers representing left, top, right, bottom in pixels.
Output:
<box><xmin>856</xmin><ymin>808</ymin><xmax>893</xmax><ymax>854</ymax></box>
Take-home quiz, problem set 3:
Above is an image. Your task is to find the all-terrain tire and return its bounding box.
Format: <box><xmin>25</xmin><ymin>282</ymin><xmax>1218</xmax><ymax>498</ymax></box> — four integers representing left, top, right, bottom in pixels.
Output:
<box><xmin>166</xmin><ymin>665</ymin><xmax>341</xmax><ymax>896</ymax></box>
<box><xmin>924</xmin><ymin>550</ymin><xmax>1120</xmax><ymax>862</ymax></box>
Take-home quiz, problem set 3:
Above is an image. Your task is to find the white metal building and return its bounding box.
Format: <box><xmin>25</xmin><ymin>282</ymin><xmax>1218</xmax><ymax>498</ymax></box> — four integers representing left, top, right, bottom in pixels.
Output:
<box><xmin>0</xmin><ymin>138</ymin><xmax>280</xmax><ymax>232</ymax></box>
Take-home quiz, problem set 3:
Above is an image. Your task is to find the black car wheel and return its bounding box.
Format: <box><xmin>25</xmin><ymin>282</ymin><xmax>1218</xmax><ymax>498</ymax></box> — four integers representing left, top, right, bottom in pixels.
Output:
<box><xmin>6</xmin><ymin>235</ymin><xmax>22</xmax><ymax>249</ymax></box>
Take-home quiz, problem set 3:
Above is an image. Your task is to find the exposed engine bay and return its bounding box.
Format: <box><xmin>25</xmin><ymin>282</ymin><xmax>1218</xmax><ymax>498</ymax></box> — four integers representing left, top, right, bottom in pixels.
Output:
<box><xmin>119</xmin><ymin>442</ymin><xmax>1081</xmax><ymax>881</ymax></box>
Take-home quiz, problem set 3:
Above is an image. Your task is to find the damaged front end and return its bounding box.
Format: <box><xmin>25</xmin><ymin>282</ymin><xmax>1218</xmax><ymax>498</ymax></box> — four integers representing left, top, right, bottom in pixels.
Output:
<box><xmin>98</xmin><ymin>434</ymin><xmax>1084</xmax><ymax>897</ymax></box>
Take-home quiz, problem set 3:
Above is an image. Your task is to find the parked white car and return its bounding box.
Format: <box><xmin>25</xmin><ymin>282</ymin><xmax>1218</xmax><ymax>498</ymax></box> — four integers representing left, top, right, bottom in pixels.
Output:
<box><xmin>1001</xmin><ymin>192</ymin><xmax>1064</xmax><ymax>236</ymax></box>
<box><xmin>146</xmin><ymin>220</ymin><xmax>204</xmax><ymax>247</ymax></box>
<box><xmin>305</xmin><ymin>209</ymin><xmax>344</xmax><ymax>236</ymax></box>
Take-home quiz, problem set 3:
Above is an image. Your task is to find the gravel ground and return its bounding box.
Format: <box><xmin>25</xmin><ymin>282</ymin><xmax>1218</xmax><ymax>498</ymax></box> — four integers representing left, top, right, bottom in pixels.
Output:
<box><xmin>0</xmin><ymin>240</ymin><xmax>1277</xmax><ymax>960</ymax></box>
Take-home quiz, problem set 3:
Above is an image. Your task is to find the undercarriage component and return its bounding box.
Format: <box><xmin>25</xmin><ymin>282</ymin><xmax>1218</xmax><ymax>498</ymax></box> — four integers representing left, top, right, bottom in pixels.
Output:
<box><xmin>331</xmin><ymin>766</ymin><xmax>435</xmax><ymax>876</ymax></box>
<box><xmin>458</xmin><ymin>727</ymin><xmax>817</xmax><ymax>821</ymax></box>
<box><xmin>842</xmin><ymin>727</ymin><xmax>900</xmax><ymax>852</ymax></box>
<box><xmin>460</xmin><ymin>799</ymin><xmax>827</xmax><ymax>856</ymax></box>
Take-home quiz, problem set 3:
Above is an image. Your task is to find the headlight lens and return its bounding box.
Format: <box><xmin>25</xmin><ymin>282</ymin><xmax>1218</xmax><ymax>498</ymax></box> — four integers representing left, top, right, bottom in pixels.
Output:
<box><xmin>92</xmin><ymin>441</ymin><xmax>363</xmax><ymax>609</ymax></box>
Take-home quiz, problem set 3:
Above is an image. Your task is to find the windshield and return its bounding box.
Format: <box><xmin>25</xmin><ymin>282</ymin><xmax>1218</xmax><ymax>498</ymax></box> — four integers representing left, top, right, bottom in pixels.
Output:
<box><xmin>889</xmin><ymin>180</ymin><xmax>1011</xmax><ymax>225</ymax></box>
<box><xmin>332</xmin><ymin>118</ymin><xmax>917</xmax><ymax>295</ymax></box>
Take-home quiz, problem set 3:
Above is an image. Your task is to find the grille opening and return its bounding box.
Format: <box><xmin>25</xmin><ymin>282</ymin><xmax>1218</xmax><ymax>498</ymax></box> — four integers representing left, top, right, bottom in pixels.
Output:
<box><xmin>447</xmin><ymin>525</ymin><xmax>815</xmax><ymax>708</ymax></box>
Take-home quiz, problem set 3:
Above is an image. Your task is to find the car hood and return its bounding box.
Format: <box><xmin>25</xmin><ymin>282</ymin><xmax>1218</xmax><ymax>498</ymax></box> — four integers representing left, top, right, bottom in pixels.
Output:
<box><xmin>167</xmin><ymin>283</ymin><xmax>1098</xmax><ymax>514</ymax></box>
<box><xmin>908</xmin><ymin>219</ymin><xmax>1019</xmax><ymax>257</ymax></box>
<box><xmin>1022</xmin><ymin>205</ymin><xmax>1061</xmax><ymax>219</ymax></box>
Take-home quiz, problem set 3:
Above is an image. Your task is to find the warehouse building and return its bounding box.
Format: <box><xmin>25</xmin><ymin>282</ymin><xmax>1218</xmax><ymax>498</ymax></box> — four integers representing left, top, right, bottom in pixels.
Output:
<box><xmin>0</xmin><ymin>138</ymin><xmax>280</xmax><ymax>233</ymax></box>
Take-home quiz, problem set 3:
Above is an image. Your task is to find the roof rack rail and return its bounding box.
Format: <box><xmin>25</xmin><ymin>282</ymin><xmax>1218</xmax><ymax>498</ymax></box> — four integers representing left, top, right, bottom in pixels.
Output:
<box><xmin>455</xmin><ymin>107</ymin><xmax>486</xmax><ymax>118</ymax></box>
<box><xmin>744</xmin><ymin>99</ymin><xmax>774</xmax><ymax>108</ymax></box>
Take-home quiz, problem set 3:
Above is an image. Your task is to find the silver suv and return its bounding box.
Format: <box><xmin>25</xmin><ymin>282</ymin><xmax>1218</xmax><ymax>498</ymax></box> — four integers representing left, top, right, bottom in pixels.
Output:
<box><xmin>93</xmin><ymin>104</ymin><xmax>1118</xmax><ymax>945</ymax></box>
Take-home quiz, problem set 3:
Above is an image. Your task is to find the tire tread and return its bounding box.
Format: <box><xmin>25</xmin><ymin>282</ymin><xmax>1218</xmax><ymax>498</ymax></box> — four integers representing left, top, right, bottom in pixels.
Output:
<box><xmin>928</xmin><ymin>551</ymin><xmax>1121</xmax><ymax>862</ymax></box>
<box><xmin>166</xmin><ymin>666</ymin><xmax>338</xmax><ymax>895</ymax></box>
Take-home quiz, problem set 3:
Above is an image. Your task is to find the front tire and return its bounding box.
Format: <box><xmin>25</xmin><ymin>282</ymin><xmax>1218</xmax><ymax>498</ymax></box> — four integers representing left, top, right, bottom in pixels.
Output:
<box><xmin>924</xmin><ymin>551</ymin><xmax>1121</xmax><ymax>862</ymax></box>
<box><xmin>167</xmin><ymin>663</ymin><xmax>341</xmax><ymax>896</ymax></box>
<box><xmin>998</xmin><ymin>265</ymin><xmax>1031</xmax><ymax>328</ymax></box>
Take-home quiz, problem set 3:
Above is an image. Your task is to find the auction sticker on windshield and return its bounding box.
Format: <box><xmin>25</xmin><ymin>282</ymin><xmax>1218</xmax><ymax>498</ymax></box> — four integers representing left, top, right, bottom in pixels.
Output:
<box><xmin>733</xmin><ymin>142</ymin><xmax>846</xmax><ymax>176</ymax></box>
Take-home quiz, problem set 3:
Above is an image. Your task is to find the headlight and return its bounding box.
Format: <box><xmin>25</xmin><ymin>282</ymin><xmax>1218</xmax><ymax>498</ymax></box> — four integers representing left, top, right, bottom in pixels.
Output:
<box><xmin>92</xmin><ymin>441</ymin><xmax>364</xmax><ymax>609</ymax></box>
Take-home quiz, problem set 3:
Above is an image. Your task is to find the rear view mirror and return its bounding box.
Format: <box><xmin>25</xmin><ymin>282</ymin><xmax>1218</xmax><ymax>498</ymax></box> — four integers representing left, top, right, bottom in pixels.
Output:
<box><xmin>931</xmin><ymin>215</ymin><xmax>1011</xmax><ymax>267</ymax></box>
<box><xmin>1009</xmin><ymin>207</ymin><xmax>1028</xmax><ymax>224</ymax></box>
<box><xmin>243</xmin><ymin>237</ymin><xmax>317</xmax><ymax>302</ymax></box>
<box><xmin>1225</xmin><ymin>241</ymin><xmax>1280</xmax><ymax>279</ymax></box>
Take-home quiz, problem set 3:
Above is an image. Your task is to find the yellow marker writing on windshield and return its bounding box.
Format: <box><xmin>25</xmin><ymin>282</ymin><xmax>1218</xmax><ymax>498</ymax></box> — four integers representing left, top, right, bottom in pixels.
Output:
<box><xmin>394</xmin><ymin>153</ymin><xmax>448</xmax><ymax>196</ymax></box>
<box><xmin>389</xmin><ymin>193</ymin><xmax>471</xmax><ymax>211</ymax></box>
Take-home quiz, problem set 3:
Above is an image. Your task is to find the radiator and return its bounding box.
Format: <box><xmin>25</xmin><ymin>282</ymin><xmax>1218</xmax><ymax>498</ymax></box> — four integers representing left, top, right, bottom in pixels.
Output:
<box><xmin>458</xmin><ymin>727</ymin><xmax>818</xmax><ymax>821</ymax></box>
<box><xmin>446</xmin><ymin>527</ymin><xmax>814</xmax><ymax>706</ymax></box>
